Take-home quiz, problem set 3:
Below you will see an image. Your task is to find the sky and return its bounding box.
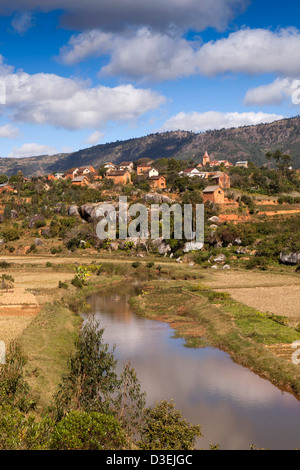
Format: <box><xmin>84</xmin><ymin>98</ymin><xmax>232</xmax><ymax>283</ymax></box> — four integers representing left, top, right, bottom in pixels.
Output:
<box><xmin>0</xmin><ymin>0</ymin><xmax>300</xmax><ymax>158</ymax></box>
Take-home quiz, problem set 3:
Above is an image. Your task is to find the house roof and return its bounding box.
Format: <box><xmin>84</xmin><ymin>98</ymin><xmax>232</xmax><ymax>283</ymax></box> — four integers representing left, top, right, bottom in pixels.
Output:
<box><xmin>120</xmin><ymin>161</ymin><xmax>133</xmax><ymax>166</ymax></box>
<box><xmin>148</xmin><ymin>175</ymin><xmax>165</xmax><ymax>181</ymax></box>
<box><xmin>203</xmin><ymin>185</ymin><xmax>222</xmax><ymax>193</ymax></box>
<box><xmin>183</xmin><ymin>168</ymin><xmax>199</xmax><ymax>173</ymax></box>
<box><xmin>72</xmin><ymin>176</ymin><xmax>88</xmax><ymax>182</ymax></box>
<box><xmin>107</xmin><ymin>170</ymin><xmax>128</xmax><ymax>176</ymax></box>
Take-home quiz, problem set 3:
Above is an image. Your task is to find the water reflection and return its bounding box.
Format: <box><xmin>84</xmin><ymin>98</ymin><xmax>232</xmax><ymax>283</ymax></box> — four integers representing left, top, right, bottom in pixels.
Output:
<box><xmin>84</xmin><ymin>283</ymin><xmax>300</xmax><ymax>450</ymax></box>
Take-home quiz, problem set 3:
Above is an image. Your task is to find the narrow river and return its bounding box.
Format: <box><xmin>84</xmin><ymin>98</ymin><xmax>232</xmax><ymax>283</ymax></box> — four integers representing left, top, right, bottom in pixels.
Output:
<box><xmin>83</xmin><ymin>281</ymin><xmax>300</xmax><ymax>450</ymax></box>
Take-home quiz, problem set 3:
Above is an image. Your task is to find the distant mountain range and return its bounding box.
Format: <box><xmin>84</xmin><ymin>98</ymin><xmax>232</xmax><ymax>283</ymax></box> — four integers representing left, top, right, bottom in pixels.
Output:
<box><xmin>1</xmin><ymin>116</ymin><xmax>300</xmax><ymax>177</ymax></box>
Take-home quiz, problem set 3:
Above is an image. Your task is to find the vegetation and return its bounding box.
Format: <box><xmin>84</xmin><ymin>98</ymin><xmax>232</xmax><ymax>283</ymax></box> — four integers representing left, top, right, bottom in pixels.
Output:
<box><xmin>0</xmin><ymin>312</ymin><xmax>201</xmax><ymax>450</ymax></box>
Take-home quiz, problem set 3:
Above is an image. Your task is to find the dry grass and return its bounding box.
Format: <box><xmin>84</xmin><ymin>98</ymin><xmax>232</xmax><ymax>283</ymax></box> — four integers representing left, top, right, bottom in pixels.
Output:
<box><xmin>202</xmin><ymin>270</ymin><xmax>300</xmax><ymax>320</ymax></box>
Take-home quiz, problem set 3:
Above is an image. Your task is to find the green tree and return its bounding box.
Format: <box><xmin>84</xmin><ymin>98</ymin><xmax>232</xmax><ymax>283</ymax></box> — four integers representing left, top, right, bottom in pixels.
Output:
<box><xmin>51</xmin><ymin>317</ymin><xmax>146</xmax><ymax>436</ymax></box>
<box><xmin>50</xmin><ymin>411</ymin><xmax>126</xmax><ymax>450</ymax></box>
<box><xmin>138</xmin><ymin>400</ymin><xmax>202</xmax><ymax>450</ymax></box>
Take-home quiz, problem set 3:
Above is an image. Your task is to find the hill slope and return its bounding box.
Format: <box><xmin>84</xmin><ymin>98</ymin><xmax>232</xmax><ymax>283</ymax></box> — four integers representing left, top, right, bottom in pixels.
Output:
<box><xmin>1</xmin><ymin>116</ymin><xmax>300</xmax><ymax>176</ymax></box>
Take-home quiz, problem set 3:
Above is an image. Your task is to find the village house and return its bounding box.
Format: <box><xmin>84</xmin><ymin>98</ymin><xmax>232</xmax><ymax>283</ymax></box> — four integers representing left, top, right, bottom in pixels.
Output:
<box><xmin>71</xmin><ymin>175</ymin><xmax>90</xmax><ymax>186</ymax></box>
<box><xmin>103</xmin><ymin>162</ymin><xmax>117</xmax><ymax>170</ymax></box>
<box><xmin>136</xmin><ymin>164</ymin><xmax>153</xmax><ymax>175</ymax></box>
<box><xmin>203</xmin><ymin>185</ymin><xmax>225</xmax><ymax>204</ymax></box>
<box><xmin>180</xmin><ymin>168</ymin><xmax>202</xmax><ymax>178</ymax></box>
<box><xmin>209</xmin><ymin>160</ymin><xmax>233</xmax><ymax>168</ymax></box>
<box><xmin>144</xmin><ymin>168</ymin><xmax>159</xmax><ymax>178</ymax></box>
<box><xmin>65</xmin><ymin>167</ymin><xmax>78</xmax><ymax>180</ymax></box>
<box><xmin>210</xmin><ymin>172</ymin><xmax>231</xmax><ymax>189</ymax></box>
<box><xmin>119</xmin><ymin>161</ymin><xmax>134</xmax><ymax>172</ymax></box>
<box><xmin>106</xmin><ymin>169</ymin><xmax>132</xmax><ymax>185</ymax></box>
<box><xmin>236</xmin><ymin>161</ymin><xmax>249</xmax><ymax>168</ymax></box>
<box><xmin>147</xmin><ymin>175</ymin><xmax>166</xmax><ymax>190</ymax></box>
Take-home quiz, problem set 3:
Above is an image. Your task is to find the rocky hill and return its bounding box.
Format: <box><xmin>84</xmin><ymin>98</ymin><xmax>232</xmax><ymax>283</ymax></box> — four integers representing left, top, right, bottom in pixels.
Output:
<box><xmin>1</xmin><ymin>116</ymin><xmax>300</xmax><ymax>176</ymax></box>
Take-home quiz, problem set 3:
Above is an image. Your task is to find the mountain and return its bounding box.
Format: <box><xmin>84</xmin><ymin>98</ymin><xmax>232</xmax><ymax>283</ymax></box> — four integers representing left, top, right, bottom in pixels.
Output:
<box><xmin>1</xmin><ymin>116</ymin><xmax>300</xmax><ymax>177</ymax></box>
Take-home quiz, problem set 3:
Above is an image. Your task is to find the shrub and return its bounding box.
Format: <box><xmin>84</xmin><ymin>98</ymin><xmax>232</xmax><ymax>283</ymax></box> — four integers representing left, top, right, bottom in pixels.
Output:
<box><xmin>58</xmin><ymin>281</ymin><xmax>68</xmax><ymax>289</ymax></box>
<box><xmin>0</xmin><ymin>261</ymin><xmax>10</xmax><ymax>269</ymax></box>
<box><xmin>138</xmin><ymin>400</ymin><xmax>201</xmax><ymax>450</ymax></box>
<box><xmin>0</xmin><ymin>274</ymin><xmax>14</xmax><ymax>290</ymax></box>
<box><xmin>1</xmin><ymin>227</ymin><xmax>19</xmax><ymax>242</ymax></box>
<box><xmin>50</xmin><ymin>411</ymin><xmax>126</xmax><ymax>450</ymax></box>
<box><xmin>131</xmin><ymin>262</ymin><xmax>141</xmax><ymax>268</ymax></box>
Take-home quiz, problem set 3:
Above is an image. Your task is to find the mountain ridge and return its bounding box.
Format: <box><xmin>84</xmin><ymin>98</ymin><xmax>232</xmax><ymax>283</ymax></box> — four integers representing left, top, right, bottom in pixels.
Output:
<box><xmin>1</xmin><ymin>116</ymin><xmax>300</xmax><ymax>177</ymax></box>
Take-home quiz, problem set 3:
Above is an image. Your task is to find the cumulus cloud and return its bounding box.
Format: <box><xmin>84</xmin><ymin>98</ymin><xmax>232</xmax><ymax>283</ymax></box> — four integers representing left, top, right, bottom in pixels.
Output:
<box><xmin>244</xmin><ymin>78</ymin><xmax>298</xmax><ymax>106</ymax></box>
<box><xmin>59</xmin><ymin>27</ymin><xmax>300</xmax><ymax>82</ymax></box>
<box><xmin>11</xmin><ymin>12</ymin><xmax>35</xmax><ymax>34</ymax></box>
<box><xmin>8</xmin><ymin>143</ymin><xmax>57</xmax><ymax>158</ymax></box>
<box><xmin>1</xmin><ymin>69</ymin><xmax>166</xmax><ymax>130</ymax></box>
<box><xmin>0</xmin><ymin>0</ymin><xmax>248</xmax><ymax>32</ymax></box>
<box><xmin>196</xmin><ymin>28</ymin><xmax>300</xmax><ymax>77</ymax></box>
<box><xmin>0</xmin><ymin>124</ymin><xmax>21</xmax><ymax>139</ymax></box>
<box><xmin>59</xmin><ymin>28</ymin><xmax>198</xmax><ymax>81</ymax></box>
<box><xmin>85</xmin><ymin>130</ymin><xmax>105</xmax><ymax>145</ymax></box>
<box><xmin>161</xmin><ymin>111</ymin><xmax>284</xmax><ymax>133</ymax></box>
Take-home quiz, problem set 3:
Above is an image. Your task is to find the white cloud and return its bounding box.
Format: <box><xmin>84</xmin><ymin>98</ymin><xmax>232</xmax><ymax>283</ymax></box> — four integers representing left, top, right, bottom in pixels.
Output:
<box><xmin>161</xmin><ymin>111</ymin><xmax>284</xmax><ymax>133</ymax></box>
<box><xmin>0</xmin><ymin>0</ymin><xmax>248</xmax><ymax>33</ymax></box>
<box><xmin>59</xmin><ymin>27</ymin><xmax>300</xmax><ymax>83</ymax></box>
<box><xmin>0</xmin><ymin>124</ymin><xmax>21</xmax><ymax>139</ymax></box>
<box><xmin>11</xmin><ymin>12</ymin><xmax>35</xmax><ymax>34</ymax></box>
<box><xmin>8</xmin><ymin>143</ymin><xmax>57</xmax><ymax>158</ymax></box>
<box><xmin>85</xmin><ymin>130</ymin><xmax>104</xmax><ymax>145</ymax></box>
<box><xmin>244</xmin><ymin>78</ymin><xmax>297</xmax><ymax>106</ymax></box>
<box><xmin>196</xmin><ymin>28</ymin><xmax>300</xmax><ymax>77</ymax></box>
<box><xmin>1</xmin><ymin>69</ymin><xmax>166</xmax><ymax>130</ymax></box>
<box><xmin>59</xmin><ymin>29</ymin><xmax>198</xmax><ymax>82</ymax></box>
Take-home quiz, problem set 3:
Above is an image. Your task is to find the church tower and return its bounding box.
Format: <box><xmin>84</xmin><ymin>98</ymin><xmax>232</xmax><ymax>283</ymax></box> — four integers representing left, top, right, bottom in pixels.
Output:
<box><xmin>202</xmin><ymin>151</ymin><xmax>210</xmax><ymax>166</ymax></box>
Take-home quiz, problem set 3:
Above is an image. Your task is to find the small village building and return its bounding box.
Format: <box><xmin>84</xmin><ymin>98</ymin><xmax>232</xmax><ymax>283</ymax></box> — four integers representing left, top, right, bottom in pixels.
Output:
<box><xmin>236</xmin><ymin>161</ymin><xmax>248</xmax><ymax>168</ymax></box>
<box><xmin>203</xmin><ymin>186</ymin><xmax>225</xmax><ymax>204</ymax></box>
<box><xmin>65</xmin><ymin>167</ymin><xmax>78</xmax><ymax>179</ymax></box>
<box><xmin>71</xmin><ymin>176</ymin><xmax>90</xmax><ymax>186</ymax></box>
<box><xmin>180</xmin><ymin>168</ymin><xmax>202</xmax><ymax>178</ymax></box>
<box><xmin>211</xmin><ymin>172</ymin><xmax>231</xmax><ymax>189</ymax></box>
<box><xmin>144</xmin><ymin>168</ymin><xmax>159</xmax><ymax>178</ymax></box>
<box><xmin>77</xmin><ymin>165</ymin><xmax>96</xmax><ymax>175</ymax></box>
<box><xmin>103</xmin><ymin>162</ymin><xmax>117</xmax><ymax>170</ymax></box>
<box><xmin>119</xmin><ymin>161</ymin><xmax>134</xmax><ymax>172</ymax></box>
<box><xmin>106</xmin><ymin>170</ymin><xmax>132</xmax><ymax>185</ymax></box>
<box><xmin>147</xmin><ymin>175</ymin><xmax>166</xmax><ymax>189</ymax></box>
<box><xmin>54</xmin><ymin>172</ymin><xmax>65</xmax><ymax>179</ymax></box>
<box><xmin>137</xmin><ymin>164</ymin><xmax>152</xmax><ymax>175</ymax></box>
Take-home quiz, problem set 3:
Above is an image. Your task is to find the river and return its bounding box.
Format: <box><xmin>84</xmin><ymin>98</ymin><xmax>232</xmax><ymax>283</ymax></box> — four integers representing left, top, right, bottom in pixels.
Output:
<box><xmin>83</xmin><ymin>281</ymin><xmax>300</xmax><ymax>450</ymax></box>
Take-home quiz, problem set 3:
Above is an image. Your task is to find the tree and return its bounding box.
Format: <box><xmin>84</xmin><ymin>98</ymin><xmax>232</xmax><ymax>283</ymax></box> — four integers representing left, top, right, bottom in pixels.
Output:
<box><xmin>51</xmin><ymin>317</ymin><xmax>145</xmax><ymax>438</ymax></box>
<box><xmin>138</xmin><ymin>400</ymin><xmax>202</xmax><ymax>450</ymax></box>
<box><xmin>50</xmin><ymin>411</ymin><xmax>126</xmax><ymax>450</ymax></box>
<box><xmin>0</xmin><ymin>175</ymin><xmax>8</xmax><ymax>185</ymax></box>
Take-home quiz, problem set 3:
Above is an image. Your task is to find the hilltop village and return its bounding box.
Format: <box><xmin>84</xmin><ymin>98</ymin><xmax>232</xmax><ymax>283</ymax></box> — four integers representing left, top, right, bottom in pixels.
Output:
<box><xmin>44</xmin><ymin>151</ymin><xmax>248</xmax><ymax>204</ymax></box>
<box><xmin>0</xmin><ymin>149</ymin><xmax>299</xmax><ymax>270</ymax></box>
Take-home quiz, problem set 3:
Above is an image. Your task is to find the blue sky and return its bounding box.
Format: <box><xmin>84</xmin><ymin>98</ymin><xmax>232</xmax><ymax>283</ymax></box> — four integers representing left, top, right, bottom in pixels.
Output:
<box><xmin>0</xmin><ymin>0</ymin><xmax>300</xmax><ymax>158</ymax></box>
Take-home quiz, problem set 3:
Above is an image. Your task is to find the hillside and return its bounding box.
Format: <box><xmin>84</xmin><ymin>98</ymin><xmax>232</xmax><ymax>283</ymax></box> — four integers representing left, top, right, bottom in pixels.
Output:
<box><xmin>1</xmin><ymin>116</ymin><xmax>300</xmax><ymax>177</ymax></box>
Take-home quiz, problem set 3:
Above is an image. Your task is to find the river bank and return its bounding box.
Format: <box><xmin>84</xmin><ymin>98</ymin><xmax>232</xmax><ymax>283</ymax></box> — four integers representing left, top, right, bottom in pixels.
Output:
<box><xmin>1</xmin><ymin>255</ymin><xmax>299</xmax><ymax>407</ymax></box>
<box><xmin>129</xmin><ymin>278</ymin><xmax>300</xmax><ymax>398</ymax></box>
